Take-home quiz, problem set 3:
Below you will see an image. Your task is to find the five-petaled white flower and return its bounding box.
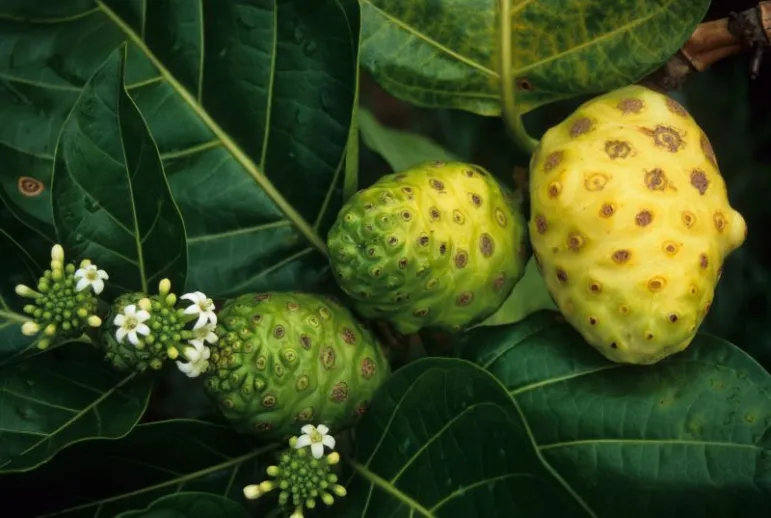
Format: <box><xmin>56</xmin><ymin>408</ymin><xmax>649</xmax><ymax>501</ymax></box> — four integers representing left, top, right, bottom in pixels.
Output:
<box><xmin>181</xmin><ymin>291</ymin><xmax>217</xmax><ymax>329</ymax></box>
<box><xmin>190</xmin><ymin>322</ymin><xmax>218</xmax><ymax>345</ymax></box>
<box><xmin>295</xmin><ymin>424</ymin><xmax>336</xmax><ymax>459</ymax></box>
<box><xmin>176</xmin><ymin>340</ymin><xmax>211</xmax><ymax>378</ymax></box>
<box><xmin>113</xmin><ymin>304</ymin><xmax>151</xmax><ymax>346</ymax></box>
<box><xmin>74</xmin><ymin>264</ymin><xmax>109</xmax><ymax>295</ymax></box>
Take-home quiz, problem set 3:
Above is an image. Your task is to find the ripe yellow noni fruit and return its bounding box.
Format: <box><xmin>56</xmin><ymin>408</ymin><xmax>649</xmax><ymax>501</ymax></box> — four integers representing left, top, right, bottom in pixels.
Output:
<box><xmin>529</xmin><ymin>85</ymin><xmax>747</xmax><ymax>365</ymax></box>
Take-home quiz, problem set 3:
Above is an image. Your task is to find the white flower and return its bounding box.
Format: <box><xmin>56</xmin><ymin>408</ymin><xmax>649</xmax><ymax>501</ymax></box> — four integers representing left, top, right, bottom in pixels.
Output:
<box><xmin>74</xmin><ymin>264</ymin><xmax>109</xmax><ymax>295</ymax></box>
<box><xmin>113</xmin><ymin>304</ymin><xmax>151</xmax><ymax>346</ymax></box>
<box><xmin>181</xmin><ymin>291</ymin><xmax>217</xmax><ymax>329</ymax></box>
<box><xmin>295</xmin><ymin>424</ymin><xmax>336</xmax><ymax>459</ymax></box>
<box><xmin>175</xmin><ymin>340</ymin><xmax>211</xmax><ymax>378</ymax></box>
<box><xmin>191</xmin><ymin>322</ymin><xmax>218</xmax><ymax>345</ymax></box>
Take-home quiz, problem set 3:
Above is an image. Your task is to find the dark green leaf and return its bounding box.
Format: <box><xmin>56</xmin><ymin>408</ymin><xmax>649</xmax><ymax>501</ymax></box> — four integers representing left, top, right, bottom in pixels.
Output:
<box><xmin>0</xmin><ymin>0</ymin><xmax>361</xmax><ymax>297</ymax></box>
<box><xmin>460</xmin><ymin>311</ymin><xmax>771</xmax><ymax>517</ymax></box>
<box><xmin>338</xmin><ymin>358</ymin><xmax>586</xmax><ymax>517</ymax></box>
<box><xmin>0</xmin><ymin>345</ymin><xmax>152</xmax><ymax>473</ymax></box>
<box><xmin>359</xmin><ymin>108</ymin><xmax>461</xmax><ymax>171</ymax></box>
<box><xmin>2</xmin><ymin>419</ymin><xmax>279</xmax><ymax>518</ymax></box>
<box><xmin>52</xmin><ymin>44</ymin><xmax>187</xmax><ymax>298</ymax></box>
<box><xmin>360</xmin><ymin>0</ymin><xmax>710</xmax><ymax>115</ymax></box>
<box><xmin>116</xmin><ymin>492</ymin><xmax>251</xmax><ymax>518</ymax></box>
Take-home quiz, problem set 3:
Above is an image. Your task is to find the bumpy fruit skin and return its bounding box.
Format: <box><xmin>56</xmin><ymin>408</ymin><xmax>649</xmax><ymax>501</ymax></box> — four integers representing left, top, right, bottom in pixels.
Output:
<box><xmin>529</xmin><ymin>85</ymin><xmax>747</xmax><ymax>365</ymax></box>
<box><xmin>327</xmin><ymin>161</ymin><xmax>528</xmax><ymax>334</ymax></box>
<box><xmin>203</xmin><ymin>292</ymin><xmax>390</xmax><ymax>439</ymax></box>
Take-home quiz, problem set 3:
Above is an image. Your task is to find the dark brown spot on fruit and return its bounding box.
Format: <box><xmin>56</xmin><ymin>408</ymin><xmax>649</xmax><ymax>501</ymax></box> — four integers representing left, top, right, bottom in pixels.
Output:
<box><xmin>401</xmin><ymin>186</ymin><xmax>413</xmax><ymax>195</ymax></box>
<box><xmin>455</xmin><ymin>250</ymin><xmax>468</xmax><ymax>269</ymax></box>
<box><xmin>370</xmin><ymin>267</ymin><xmax>381</xmax><ymax>277</ymax></box>
<box><xmin>480</xmin><ymin>233</ymin><xmax>495</xmax><ymax>257</ymax></box>
<box><xmin>589</xmin><ymin>317</ymin><xmax>597</xmax><ymax>326</ymax></box>
<box><xmin>429</xmin><ymin>207</ymin><xmax>440</xmax><ymax>220</ymax></box>
<box><xmin>300</xmin><ymin>335</ymin><xmax>312</xmax><ymax>350</ymax></box>
<box><xmin>570</xmin><ymin>117</ymin><xmax>592</xmax><ymax>137</ymax></box>
<box><xmin>700</xmin><ymin>253</ymin><xmax>709</xmax><ymax>269</ymax></box>
<box><xmin>647</xmin><ymin>276</ymin><xmax>666</xmax><ymax>292</ymax></box>
<box><xmin>295</xmin><ymin>408</ymin><xmax>314</xmax><ymax>422</ymax></box>
<box><xmin>341</xmin><ymin>328</ymin><xmax>357</xmax><ymax>344</ymax></box>
<box><xmin>17</xmin><ymin>176</ymin><xmax>44</xmax><ymax>197</ymax></box>
<box><xmin>617</xmin><ymin>98</ymin><xmax>644</xmax><ymax>114</ymax></box>
<box><xmin>567</xmin><ymin>232</ymin><xmax>584</xmax><ymax>251</ymax></box>
<box><xmin>426</xmin><ymin>278</ymin><xmax>438</xmax><ymax>289</ymax></box>
<box><xmin>495</xmin><ymin>209</ymin><xmax>507</xmax><ymax>227</ymax></box>
<box><xmin>646</xmin><ymin>332</ymin><xmax>654</xmax><ymax>340</ymax></box>
<box><xmin>456</xmin><ymin>291</ymin><xmax>474</xmax><ymax>306</ymax></box>
<box><xmin>361</xmin><ymin>358</ymin><xmax>376</xmax><ymax>379</ymax></box>
<box><xmin>668</xmin><ymin>313</ymin><xmax>679</xmax><ymax>323</ymax></box>
<box><xmin>418</xmin><ymin>234</ymin><xmax>429</xmax><ymax>247</ymax></box>
<box><xmin>619</xmin><ymin>305</ymin><xmax>629</xmax><ymax>315</ymax></box>
<box><xmin>600</xmin><ymin>203</ymin><xmax>615</xmax><ymax>217</ymax></box>
<box><xmin>255</xmin><ymin>422</ymin><xmax>273</xmax><ymax>432</ymax></box>
<box><xmin>464</xmin><ymin>169</ymin><xmax>475</xmax><ymax>177</ymax></box>
<box><xmin>398</xmin><ymin>257</ymin><xmax>408</xmax><ymax>269</ymax></box>
<box><xmin>273</xmin><ymin>326</ymin><xmax>285</xmax><ymax>339</ymax></box>
<box><xmin>439</xmin><ymin>242</ymin><xmax>447</xmax><ymax>255</ymax></box>
<box><xmin>663</xmin><ymin>242</ymin><xmax>679</xmax><ymax>255</ymax></box>
<box><xmin>453</xmin><ymin>210</ymin><xmax>465</xmax><ymax>225</ymax></box>
<box><xmin>714</xmin><ymin>212</ymin><xmax>727</xmax><ymax>233</ymax></box>
<box><xmin>547</xmin><ymin>182</ymin><xmax>561</xmax><ymax>198</ymax></box>
<box><xmin>431</xmin><ymin>161</ymin><xmax>446</xmax><ymax>168</ymax></box>
<box><xmin>612</xmin><ymin>250</ymin><xmax>631</xmax><ymax>263</ymax></box>
<box><xmin>493</xmin><ymin>273</ymin><xmax>507</xmax><ymax>291</ymax></box>
<box><xmin>589</xmin><ymin>281</ymin><xmax>602</xmax><ymax>293</ymax></box>
<box><xmin>321</xmin><ymin>347</ymin><xmax>335</xmax><ymax>369</ymax></box>
<box><xmin>367</xmin><ymin>247</ymin><xmax>376</xmax><ymax>256</ymax></box>
<box><xmin>605</xmin><ymin>140</ymin><xmax>632</xmax><ymax>159</ymax></box>
<box><xmin>610</xmin><ymin>342</ymin><xmax>618</xmax><ymax>349</ymax></box>
<box><xmin>401</xmin><ymin>210</ymin><xmax>412</xmax><ymax>221</ymax></box>
<box><xmin>287</xmin><ymin>302</ymin><xmax>300</xmax><ymax>311</ymax></box>
<box><xmin>535</xmin><ymin>214</ymin><xmax>548</xmax><ymax>233</ymax></box>
<box><xmin>255</xmin><ymin>294</ymin><xmax>271</xmax><ymax>302</ymax></box>
<box><xmin>690</xmin><ymin>170</ymin><xmax>709</xmax><ymax>195</ymax></box>
<box><xmin>296</xmin><ymin>375</ymin><xmax>310</xmax><ymax>391</ymax></box>
<box><xmin>331</xmin><ymin>382</ymin><xmax>349</xmax><ymax>402</ymax></box>
<box><xmin>648</xmin><ymin>125</ymin><xmax>683</xmax><ymax>152</ymax></box>
<box><xmin>413</xmin><ymin>308</ymin><xmax>429</xmax><ymax>318</ymax></box>
<box><xmin>255</xmin><ymin>355</ymin><xmax>267</xmax><ymax>370</ymax></box>
<box><xmin>544</xmin><ymin>151</ymin><xmax>563</xmax><ymax>171</ymax></box>
<box><xmin>429</xmin><ymin>179</ymin><xmax>444</xmax><ymax>190</ymax></box>
<box><xmin>689</xmin><ymin>285</ymin><xmax>698</xmax><ymax>296</ymax></box>
<box><xmin>469</xmin><ymin>193</ymin><xmax>482</xmax><ymax>207</ymax></box>
<box><xmin>665</xmin><ymin>97</ymin><xmax>688</xmax><ymax>117</ymax></box>
<box><xmin>355</xmin><ymin>402</ymin><xmax>369</xmax><ymax>416</ymax></box>
<box><xmin>701</xmin><ymin>134</ymin><xmax>717</xmax><ymax>167</ymax></box>
<box><xmin>682</xmin><ymin>211</ymin><xmax>696</xmax><ymax>228</ymax></box>
<box><xmin>585</xmin><ymin>173</ymin><xmax>609</xmax><ymax>191</ymax></box>
<box><xmin>645</xmin><ymin>168</ymin><xmax>668</xmax><ymax>190</ymax></box>
<box><xmin>261</xmin><ymin>394</ymin><xmax>277</xmax><ymax>408</ymax></box>
<box><xmin>251</xmin><ymin>314</ymin><xmax>262</xmax><ymax>326</ymax></box>
<box><xmin>556</xmin><ymin>269</ymin><xmax>568</xmax><ymax>283</ymax></box>
<box><xmin>635</xmin><ymin>210</ymin><xmax>653</xmax><ymax>226</ymax></box>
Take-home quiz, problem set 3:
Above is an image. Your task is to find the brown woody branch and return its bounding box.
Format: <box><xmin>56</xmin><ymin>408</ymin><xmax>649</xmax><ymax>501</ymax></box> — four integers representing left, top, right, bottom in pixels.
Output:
<box><xmin>641</xmin><ymin>1</ymin><xmax>771</xmax><ymax>92</ymax></box>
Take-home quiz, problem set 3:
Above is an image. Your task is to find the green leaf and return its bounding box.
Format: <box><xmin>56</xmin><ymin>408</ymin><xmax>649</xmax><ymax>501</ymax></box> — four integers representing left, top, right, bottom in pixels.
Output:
<box><xmin>460</xmin><ymin>311</ymin><xmax>771</xmax><ymax>516</ymax></box>
<box><xmin>359</xmin><ymin>108</ymin><xmax>461</xmax><ymax>172</ymax></box>
<box><xmin>52</xmin><ymin>44</ymin><xmax>188</xmax><ymax>298</ymax></box>
<box><xmin>338</xmin><ymin>358</ymin><xmax>586</xmax><ymax>517</ymax></box>
<box><xmin>0</xmin><ymin>0</ymin><xmax>361</xmax><ymax>297</ymax></box>
<box><xmin>360</xmin><ymin>0</ymin><xmax>710</xmax><ymax>116</ymax></box>
<box><xmin>2</xmin><ymin>419</ymin><xmax>279</xmax><ymax>518</ymax></box>
<box><xmin>116</xmin><ymin>492</ymin><xmax>251</xmax><ymax>518</ymax></box>
<box><xmin>0</xmin><ymin>345</ymin><xmax>152</xmax><ymax>473</ymax></box>
<box><xmin>477</xmin><ymin>257</ymin><xmax>557</xmax><ymax>328</ymax></box>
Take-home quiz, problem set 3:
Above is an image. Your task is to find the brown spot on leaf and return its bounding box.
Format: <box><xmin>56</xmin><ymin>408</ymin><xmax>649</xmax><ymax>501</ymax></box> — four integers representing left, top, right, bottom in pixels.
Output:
<box><xmin>635</xmin><ymin>210</ymin><xmax>653</xmax><ymax>226</ymax></box>
<box><xmin>605</xmin><ymin>140</ymin><xmax>632</xmax><ymax>159</ymax></box>
<box><xmin>570</xmin><ymin>117</ymin><xmax>593</xmax><ymax>137</ymax></box>
<box><xmin>18</xmin><ymin>176</ymin><xmax>44</xmax><ymax>197</ymax></box>
<box><xmin>645</xmin><ymin>168</ymin><xmax>668</xmax><ymax>190</ymax></box>
<box><xmin>690</xmin><ymin>170</ymin><xmax>709</xmax><ymax>195</ymax></box>
<box><xmin>617</xmin><ymin>98</ymin><xmax>644</xmax><ymax>114</ymax></box>
<box><xmin>515</xmin><ymin>77</ymin><xmax>534</xmax><ymax>91</ymax></box>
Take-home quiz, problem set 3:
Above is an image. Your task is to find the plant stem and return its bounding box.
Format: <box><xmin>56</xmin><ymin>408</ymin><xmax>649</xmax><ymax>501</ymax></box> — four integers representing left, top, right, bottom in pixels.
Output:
<box><xmin>499</xmin><ymin>0</ymin><xmax>539</xmax><ymax>155</ymax></box>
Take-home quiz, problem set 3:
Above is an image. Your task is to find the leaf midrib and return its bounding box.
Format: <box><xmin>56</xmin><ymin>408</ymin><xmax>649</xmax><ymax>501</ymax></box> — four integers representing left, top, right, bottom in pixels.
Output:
<box><xmin>94</xmin><ymin>0</ymin><xmax>329</xmax><ymax>257</ymax></box>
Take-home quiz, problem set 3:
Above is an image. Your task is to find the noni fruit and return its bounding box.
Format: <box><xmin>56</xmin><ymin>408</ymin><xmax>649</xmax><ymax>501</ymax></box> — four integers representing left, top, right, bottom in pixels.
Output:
<box><xmin>529</xmin><ymin>85</ymin><xmax>747</xmax><ymax>365</ymax></box>
<box><xmin>327</xmin><ymin>161</ymin><xmax>528</xmax><ymax>334</ymax></box>
<box><xmin>202</xmin><ymin>292</ymin><xmax>390</xmax><ymax>439</ymax></box>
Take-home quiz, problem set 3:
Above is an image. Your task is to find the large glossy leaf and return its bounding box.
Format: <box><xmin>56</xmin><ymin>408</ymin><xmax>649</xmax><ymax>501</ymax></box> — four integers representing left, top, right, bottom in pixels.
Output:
<box><xmin>459</xmin><ymin>311</ymin><xmax>771</xmax><ymax>516</ymax></box>
<box><xmin>337</xmin><ymin>358</ymin><xmax>586</xmax><ymax>517</ymax></box>
<box><xmin>53</xmin><ymin>45</ymin><xmax>187</xmax><ymax>297</ymax></box>
<box><xmin>0</xmin><ymin>345</ymin><xmax>152</xmax><ymax>473</ymax></box>
<box><xmin>0</xmin><ymin>0</ymin><xmax>361</xmax><ymax>297</ymax></box>
<box><xmin>360</xmin><ymin>0</ymin><xmax>710</xmax><ymax>116</ymax></box>
<box><xmin>116</xmin><ymin>493</ymin><xmax>251</xmax><ymax>518</ymax></box>
<box><xmin>2</xmin><ymin>419</ymin><xmax>279</xmax><ymax>518</ymax></box>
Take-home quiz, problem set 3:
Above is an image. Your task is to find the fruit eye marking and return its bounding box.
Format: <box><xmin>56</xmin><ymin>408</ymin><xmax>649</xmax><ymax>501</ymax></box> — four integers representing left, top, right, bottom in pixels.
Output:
<box><xmin>543</xmin><ymin>151</ymin><xmax>564</xmax><ymax>171</ymax></box>
<box><xmin>616</xmin><ymin>98</ymin><xmax>644</xmax><ymax>114</ymax></box>
<box><xmin>570</xmin><ymin>117</ymin><xmax>593</xmax><ymax>137</ymax></box>
<box><xmin>635</xmin><ymin>210</ymin><xmax>653</xmax><ymax>226</ymax></box>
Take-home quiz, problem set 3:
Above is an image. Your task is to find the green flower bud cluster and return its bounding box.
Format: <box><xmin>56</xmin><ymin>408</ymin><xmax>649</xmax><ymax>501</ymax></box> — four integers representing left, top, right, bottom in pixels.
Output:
<box><xmin>243</xmin><ymin>435</ymin><xmax>346</xmax><ymax>518</ymax></box>
<box><xmin>17</xmin><ymin>245</ymin><xmax>103</xmax><ymax>350</ymax></box>
<box><xmin>101</xmin><ymin>279</ymin><xmax>197</xmax><ymax>373</ymax></box>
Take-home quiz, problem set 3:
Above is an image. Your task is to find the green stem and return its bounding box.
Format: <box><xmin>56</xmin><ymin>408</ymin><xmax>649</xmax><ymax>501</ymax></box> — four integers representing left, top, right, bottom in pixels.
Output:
<box><xmin>344</xmin><ymin>104</ymin><xmax>360</xmax><ymax>201</ymax></box>
<box><xmin>499</xmin><ymin>0</ymin><xmax>539</xmax><ymax>155</ymax></box>
<box><xmin>0</xmin><ymin>309</ymin><xmax>30</xmax><ymax>324</ymax></box>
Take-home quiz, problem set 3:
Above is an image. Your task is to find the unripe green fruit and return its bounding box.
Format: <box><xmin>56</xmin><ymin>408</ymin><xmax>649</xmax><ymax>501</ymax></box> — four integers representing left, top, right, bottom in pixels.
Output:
<box><xmin>202</xmin><ymin>292</ymin><xmax>390</xmax><ymax>439</ymax></box>
<box><xmin>529</xmin><ymin>85</ymin><xmax>747</xmax><ymax>365</ymax></box>
<box><xmin>327</xmin><ymin>161</ymin><xmax>528</xmax><ymax>334</ymax></box>
<box><xmin>101</xmin><ymin>293</ymin><xmax>168</xmax><ymax>373</ymax></box>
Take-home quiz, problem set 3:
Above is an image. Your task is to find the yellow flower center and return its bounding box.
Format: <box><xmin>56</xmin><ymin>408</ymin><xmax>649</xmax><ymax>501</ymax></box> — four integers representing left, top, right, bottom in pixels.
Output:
<box><xmin>310</xmin><ymin>429</ymin><xmax>323</xmax><ymax>443</ymax></box>
<box><xmin>125</xmin><ymin>317</ymin><xmax>137</xmax><ymax>330</ymax></box>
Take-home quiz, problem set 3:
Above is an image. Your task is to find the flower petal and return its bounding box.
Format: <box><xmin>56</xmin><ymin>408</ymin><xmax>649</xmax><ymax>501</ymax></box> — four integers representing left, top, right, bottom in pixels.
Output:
<box><xmin>135</xmin><ymin>323</ymin><xmax>151</xmax><ymax>336</ymax></box>
<box><xmin>207</xmin><ymin>311</ymin><xmax>218</xmax><ymax>326</ymax></box>
<box><xmin>74</xmin><ymin>269</ymin><xmax>86</xmax><ymax>280</ymax></box>
<box><xmin>115</xmin><ymin>327</ymin><xmax>127</xmax><ymax>343</ymax></box>
<box><xmin>317</xmin><ymin>424</ymin><xmax>329</xmax><ymax>435</ymax></box>
<box><xmin>92</xmin><ymin>279</ymin><xmax>105</xmax><ymax>295</ymax></box>
<box><xmin>310</xmin><ymin>442</ymin><xmax>324</xmax><ymax>459</ymax></box>
<box><xmin>113</xmin><ymin>314</ymin><xmax>126</xmax><ymax>327</ymax></box>
<box><xmin>128</xmin><ymin>330</ymin><xmax>140</xmax><ymax>346</ymax></box>
<box><xmin>75</xmin><ymin>278</ymin><xmax>90</xmax><ymax>293</ymax></box>
<box><xmin>176</xmin><ymin>361</ymin><xmax>193</xmax><ymax>375</ymax></box>
<box><xmin>124</xmin><ymin>305</ymin><xmax>137</xmax><ymax>317</ymax></box>
<box><xmin>194</xmin><ymin>313</ymin><xmax>208</xmax><ymax>329</ymax></box>
<box><xmin>202</xmin><ymin>347</ymin><xmax>211</xmax><ymax>360</ymax></box>
<box><xmin>322</xmin><ymin>435</ymin><xmax>336</xmax><ymax>450</ymax></box>
<box><xmin>301</xmin><ymin>424</ymin><xmax>315</xmax><ymax>435</ymax></box>
<box><xmin>295</xmin><ymin>435</ymin><xmax>312</xmax><ymax>449</ymax></box>
<box><xmin>183</xmin><ymin>305</ymin><xmax>200</xmax><ymax>315</ymax></box>
<box><xmin>98</xmin><ymin>270</ymin><xmax>109</xmax><ymax>280</ymax></box>
<box><xmin>135</xmin><ymin>310</ymin><xmax>151</xmax><ymax>322</ymax></box>
<box><xmin>205</xmin><ymin>331</ymin><xmax>218</xmax><ymax>344</ymax></box>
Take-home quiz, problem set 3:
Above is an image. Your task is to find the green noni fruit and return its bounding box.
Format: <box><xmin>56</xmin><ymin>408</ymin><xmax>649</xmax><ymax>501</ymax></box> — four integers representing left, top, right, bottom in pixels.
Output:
<box><xmin>327</xmin><ymin>161</ymin><xmax>528</xmax><ymax>334</ymax></box>
<box><xmin>202</xmin><ymin>292</ymin><xmax>390</xmax><ymax>439</ymax></box>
